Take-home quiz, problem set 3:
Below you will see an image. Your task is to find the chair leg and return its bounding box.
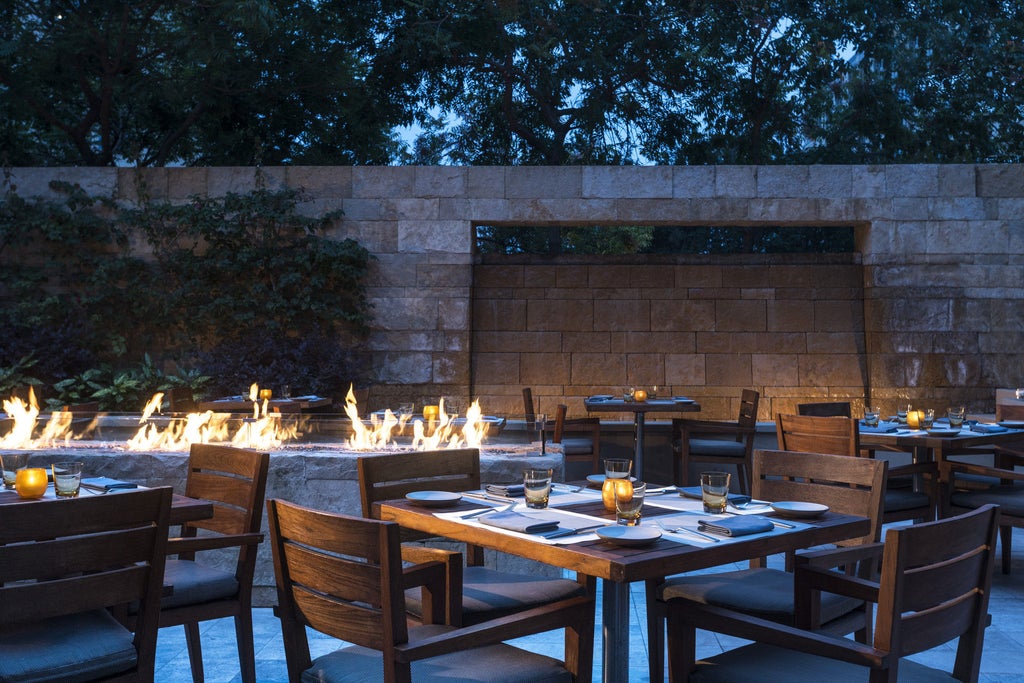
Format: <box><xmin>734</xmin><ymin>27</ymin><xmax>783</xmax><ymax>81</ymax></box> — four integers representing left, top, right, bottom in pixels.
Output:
<box><xmin>665</xmin><ymin>601</ymin><xmax>696</xmax><ymax>683</ymax></box>
<box><xmin>184</xmin><ymin>621</ymin><xmax>205</xmax><ymax>682</ymax></box>
<box><xmin>1000</xmin><ymin>524</ymin><xmax>1012</xmax><ymax>574</ymax></box>
<box><xmin>645</xmin><ymin>578</ymin><xmax>665</xmax><ymax>683</ymax></box>
<box><xmin>235</xmin><ymin>611</ymin><xmax>257</xmax><ymax>683</ymax></box>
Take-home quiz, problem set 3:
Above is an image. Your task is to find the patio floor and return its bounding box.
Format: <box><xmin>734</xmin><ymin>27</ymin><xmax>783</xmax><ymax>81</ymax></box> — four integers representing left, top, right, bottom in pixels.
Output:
<box><xmin>154</xmin><ymin>525</ymin><xmax>1024</xmax><ymax>682</ymax></box>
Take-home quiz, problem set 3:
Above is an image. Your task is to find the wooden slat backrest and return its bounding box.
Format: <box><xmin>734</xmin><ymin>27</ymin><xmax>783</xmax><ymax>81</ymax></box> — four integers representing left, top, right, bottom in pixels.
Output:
<box><xmin>753</xmin><ymin>449</ymin><xmax>886</xmax><ymax>545</ymax></box>
<box><xmin>0</xmin><ymin>487</ymin><xmax>171</xmax><ymax>668</ymax></box>
<box><xmin>357</xmin><ymin>448</ymin><xmax>481</xmax><ymax>519</ymax></box>
<box><xmin>736</xmin><ymin>389</ymin><xmax>760</xmax><ymax>434</ymax></box>
<box><xmin>268</xmin><ymin>499</ymin><xmax>407</xmax><ymax>652</ymax></box>
<box><xmin>796</xmin><ymin>401</ymin><xmax>852</xmax><ymax>417</ymax></box>
<box><xmin>184</xmin><ymin>443</ymin><xmax>269</xmax><ymax>537</ymax></box>
<box><xmin>874</xmin><ymin>504</ymin><xmax>997</xmax><ymax>678</ymax></box>
<box><xmin>775</xmin><ymin>413</ymin><xmax>860</xmax><ymax>457</ymax></box>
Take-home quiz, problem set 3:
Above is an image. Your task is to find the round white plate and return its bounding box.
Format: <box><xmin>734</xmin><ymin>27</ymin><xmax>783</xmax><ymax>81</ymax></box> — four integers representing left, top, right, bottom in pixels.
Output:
<box><xmin>586</xmin><ymin>474</ymin><xmax>638</xmax><ymax>487</ymax></box>
<box><xmin>999</xmin><ymin>421</ymin><xmax>1024</xmax><ymax>429</ymax></box>
<box><xmin>770</xmin><ymin>501</ymin><xmax>829</xmax><ymax>519</ymax></box>
<box><xmin>674</xmin><ymin>397</ymin><xmax>696</xmax><ymax>404</ymax></box>
<box><xmin>596</xmin><ymin>525</ymin><xmax>661</xmax><ymax>546</ymax></box>
<box><xmin>927</xmin><ymin>428</ymin><xmax>962</xmax><ymax>437</ymax></box>
<box><xmin>405</xmin><ymin>491</ymin><xmax>462</xmax><ymax>508</ymax></box>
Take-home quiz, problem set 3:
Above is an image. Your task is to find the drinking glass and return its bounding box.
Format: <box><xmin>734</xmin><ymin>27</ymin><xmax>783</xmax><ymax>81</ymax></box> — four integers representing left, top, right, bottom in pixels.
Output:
<box><xmin>947</xmin><ymin>405</ymin><xmax>965</xmax><ymax>429</ymax></box>
<box><xmin>622</xmin><ymin>387</ymin><xmax>635</xmax><ymax>402</ymax></box>
<box><xmin>863</xmin><ymin>406</ymin><xmax>880</xmax><ymax>427</ymax></box>
<box><xmin>615</xmin><ymin>481</ymin><xmax>646</xmax><ymax>526</ymax></box>
<box><xmin>523</xmin><ymin>468</ymin><xmax>553</xmax><ymax>509</ymax></box>
<box><xmin>1</xmin><ymin>452</ymin><xmax>28</xmax><ymax>489</ymax></box>
<box><xmin>896</xmin><ymin>403</ymin><xmax>911</xmax><ymax>425</ymax></box>
<box><xmin>602</xmin><ymin>459</ymin><xmax>632</xmax><ymax>512</ymax></box>
<box><xmin>52</xmin><ymin>461</ymin><xmax>83</xmax><ymax>498</ymax></box>
<box><xmin>397</xmin><ymin>402</ymin><xmax>415</xmax><ymax>419</ymax></box>
<box><xmin>921</xmin><ymin>408</ymin><xmax>935</xmax><ymax>430</ymax></box>
<box><xmin>700</xmin><ymin>471</ymin><xmax>731</xmax><ymax>514</ymax></box>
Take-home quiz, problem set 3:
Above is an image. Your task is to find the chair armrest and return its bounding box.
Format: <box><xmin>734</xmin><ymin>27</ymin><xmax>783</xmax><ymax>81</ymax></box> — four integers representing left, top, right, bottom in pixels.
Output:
<box><xmin>167</xmin><ymin>532</ymin><xmax>263</xmax><ymax>555</ymax></box>
<box><xmin>944</xmin><ymin>460</ymin><xmax>1024</xmax><ymax>483</ymax></box>
<box><xmin>394</xmin><ymin>595</ymin><xmax>594</xmax><ymax>663</ymax></box>
<box><xmin>672</xmin><ymin>601</ymin><xmax>886</xmax><ymax>669</ymax></box>
<box><xmin>795</xmin><ymin>541</ymin><xmax>884</xmax><ymax>571</ymax></box>
<box><xmin>401</xmin><ymin>547</ymin><xmax>461</xmax><ymax>626</ymax></box>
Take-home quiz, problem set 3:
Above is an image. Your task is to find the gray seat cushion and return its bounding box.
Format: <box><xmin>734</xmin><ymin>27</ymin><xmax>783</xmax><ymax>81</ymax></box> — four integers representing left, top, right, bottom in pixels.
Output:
<box><xmin>302</xmin><ymin>624</ymin><xmax>572</xmax><ymax>683</ymax></box>
<box><xmin>884</xmin><ymin>488</ymin><xmax>931</xmax><ymax>513</ymax></box>
<box><xmin>686</xmin><ymin>438</ymin><xmax>746</xmax><ymax>458</ymax></box>
<box><xmin>0</xmin><ymin>610</ymin><xmax>137</xmax><ymax>682</ymax></box>
<box><xmin>658</xmin><ymin>567</ymin><xmax>862</xmax><ymax>626</ymax></box>
<box><xmin>689</xmin><ymin>641</ymin><xmax>957</xmax><ymax>682</ymax></box>
<box><xmin>161</xmin><ymin>559</ymin><xmax>239</xmax><ymax>609</ymax></box>
<box><xmin>405</xmin><ymin>566</ymin><xmax>586</xmax><ymax>623</ymax></box>
<box><xmin>952</xmin><ymin>485</ymin><xmax>1024</xmax><ymax>516</ymax></box>
<box><xmin>560</xmin><ymin>437</ymin><xmax>594</xmax><ymax>455</ymax></box>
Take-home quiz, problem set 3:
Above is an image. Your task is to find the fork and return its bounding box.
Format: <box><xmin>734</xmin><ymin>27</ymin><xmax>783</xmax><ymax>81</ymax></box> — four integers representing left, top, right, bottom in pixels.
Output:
<box><xmin>457</xmin><ymin>502</ymin><xmax>514</xmax><ymax>519</ymax></box>
<box><xmin>656</xmin><ymin>520</ymin><xmax>720</xmax><ymax>543</ymax></box>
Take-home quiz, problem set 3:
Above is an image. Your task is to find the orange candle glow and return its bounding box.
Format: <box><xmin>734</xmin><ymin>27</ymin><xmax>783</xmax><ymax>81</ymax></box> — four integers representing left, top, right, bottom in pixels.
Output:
<box><xmin>15</xmin><ymin>467</ymin><xmax>48</xmax><ymax>499</ymax></box>
<box><xmin>632</xmin><ymin>389</ymin><xmax>648</xmax><ymax>402</ymax></box>
<box><xmin>907</xmin><ymin>410</ymin><xmax>923</xmax><ymax>429</ymax></box>
<box><xmin>423</xmin><ymin>405</ymin><xmax>439</xmax><ymax>420</ymax></box>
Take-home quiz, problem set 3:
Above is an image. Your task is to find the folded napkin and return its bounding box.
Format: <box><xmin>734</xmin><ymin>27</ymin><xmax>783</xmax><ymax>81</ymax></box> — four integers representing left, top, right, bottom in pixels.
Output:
<box><xmin>970</xmin><ymin>423</ymin><xmax>1008</xmax><ymax>434</ymax></box>
<box><xmin>81</xmin><ymin>476</ymin><xmax>138</xmax><ymax>492</ymax></box>
<box><xmin>860</xmin><ymin>422</ymin><xmax>898</xmax><ymax>433</ymax></box>
<box><xmin>478</xmin><ymin>511</ymin><xmax>559</xmax><ymax>534</ymax></box>
<box><xmin>698</xmin><ymin>515</ymin><xmax>775</xmax><ymax>537</ymax></box>
<box><xmin>484</xmin><ymin>483</ymin><xmax>524</xmax><ymax>497</ymax></box>
<box><xmin>678</xmin><ymin>487</ymin><xmax>751</xmax><ymax>505</ymax></box>
<box><xmin>588</xmin><ymin>395</ymin><xmax>614</xmax><ymax>401</ymax></box>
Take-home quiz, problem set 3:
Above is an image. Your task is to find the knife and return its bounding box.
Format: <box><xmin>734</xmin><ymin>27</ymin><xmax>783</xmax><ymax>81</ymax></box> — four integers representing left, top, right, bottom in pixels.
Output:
<box><xmin>541</xmin><ymin>524</ymin><xmax>608</xmax><ymax>539</ymax></box>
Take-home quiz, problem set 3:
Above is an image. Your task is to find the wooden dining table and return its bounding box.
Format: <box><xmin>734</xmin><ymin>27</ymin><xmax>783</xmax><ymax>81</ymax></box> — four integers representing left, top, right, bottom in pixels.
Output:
<box><xmin>858</xmin><ymin>422</ymin><xmax>1024</xmax><ymax>480</ymax></box>
<box><xmin>584</xmin><ymin>396</ymin><xmax>701</xmax><ymax>480</ymax></box>
<box><xmin>378</xmin><ymin>489</ymin><xmax>869</xmax><ymax>683</ymax></box>
<box><xmin>0</xmin><ymin>485</ymin><xmax>213</xmax><ymax>526</ymax></box>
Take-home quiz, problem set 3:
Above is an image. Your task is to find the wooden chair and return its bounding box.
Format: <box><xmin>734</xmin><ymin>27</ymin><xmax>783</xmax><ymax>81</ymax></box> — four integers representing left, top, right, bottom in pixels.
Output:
<box><xmin>665</xmin><ymin>504</ymin><xmax>999</xmax><ymax>683</ymax></box>
<box><xmin>646</xmin><ymin>449</ymin><xmax>886</xmax><ymax>682</ymax></box>
<box><xmin>776</xmin><ymin>412</ymin><xmax>936</xmax><ymax>524</ymax></box>
<box><xmin>0</xmin><ymin>488</ymin><xmax>172</xmax><ymax>682</ymax></box>
<box><xmin>159</xmin><ymin>444</ymin><xmax>269</xmax><ymax>683</ymax></box>
<box><xmin>552</xmin><ymin>403</ymin><xmax>602</xmax><ymax>475</ymax></box>
<box><xmin>671</xmin><ymin>389</ymin><xmax>759</xmax><ymax>493</ymax></box>
<box><xmin>942</xmin><ymin>405</ymin><xmax>1024</xmax><ymax>574</ymax></box>
<box><xmin>796</xmin><ymin>401</ymin><xmax>851</xmax><ymax>417</ymax></box>
<box><xmin>267</xmin><ymin>498</ymin><xmax>595</xmax><ymax>683</ymax></box>
<box><xmin>357</xmin><ymin>448</ymin><xmax>590</xmax><ymax>627</ymax></box>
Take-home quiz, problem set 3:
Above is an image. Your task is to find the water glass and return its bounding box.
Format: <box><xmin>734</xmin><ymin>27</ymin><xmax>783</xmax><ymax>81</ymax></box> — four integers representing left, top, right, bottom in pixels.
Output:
<box><xmin>921</xmin><ymin>408</ymin><xmax>935</xmax><ymax>430</ymax></box>
<box><xmin>52</xmin><ymin>461</ymin><xmax>84</xmax><ymax>498</ymax></box>
<box><xmin>615</xmin><ymin>481</ymin><xmax>646</xmax><ymax>526</ymax></box>
<box><xmin>947</xmin><ymin>405</ymin><xmax>965</xmax><ymax>429</ymax></box>
<box><xmin>622</xmin><ymin>387</ymin><xmax>635</xmax><ymax>402</ymax></box>
<box><xmin>604</xmin><ymin>459</ymin><xmax>631</xmax><ymax>479</ymax></box>
<box><xmin>397</xmin><ymin>402</ymin><xmax>415</xmax><ymax>419</ymax></box>
<box><xmin>523</xmin><ymin>468</ymin><xmax>553</xmax><ymax>509</ymax></box>
<box><xmin>863</xmin><ymin>406</ymin><xmax>880</xmax><ymax>427</ymax></box>
<box><xmin>1</xmin><ymin>451</ymin><xmax>29</xmax><ymax>489</ymax></box>
<box><xmin>896</xmin><ymin>403</ymin><xmax>911</xmax><ymax>425</ymax></box>
<box><xmin>700</xmin><ymin>471</ymin><xmax>731</xmax><ymax>514</ymax></box>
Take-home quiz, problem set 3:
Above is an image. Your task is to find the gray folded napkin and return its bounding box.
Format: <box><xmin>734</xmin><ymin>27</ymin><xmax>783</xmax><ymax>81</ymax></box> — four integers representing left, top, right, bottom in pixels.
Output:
<box><xmin>678</xmin><ymin>487</ymin><xmax>751</xmax><ymax>505</ymax></box>
<box><xmin>484</xmin><ymin>483</ymin><xmax>524</xmax><ymax>497</ymax></box>
<box><xmin>478</xmin><ymin>510</ymin><xmax>559</xmax><ymax>534</ymax></box>
<box><xmin>970</xmin><ymin>423</ymin><xmax>1008</xmax><ymax>434</ymax></box>
<box><xmin>698</xmin><ymin>516</ymin><xmax>775</xmax><ymax>537</ymax></box>
<box><xmin>81</xmin><ymin>476</ymin><xmax>138</xmax><ymax>491</ymax></box>
<box><xmin>860</xmin><ymin>422</ymin><xmax>898</xmax><ymax>433</ymax></box>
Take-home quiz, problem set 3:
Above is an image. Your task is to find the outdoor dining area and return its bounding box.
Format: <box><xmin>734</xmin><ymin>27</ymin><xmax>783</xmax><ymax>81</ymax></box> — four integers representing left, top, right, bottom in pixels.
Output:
<box><xmin>1</xmin><ymin>386</ymin><xmax>1022</xmax><ymax>682</ymax></box>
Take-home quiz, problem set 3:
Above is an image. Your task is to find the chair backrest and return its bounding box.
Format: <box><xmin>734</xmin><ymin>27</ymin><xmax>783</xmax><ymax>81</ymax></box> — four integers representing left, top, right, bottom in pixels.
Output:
<box><xmin>522</xmin><ymin>387</ymin><xmax>536</xmax><ymax>423</ymax></box>
<box><xmin>737</xmin><ymin>389</ymin><xmax>760</xmax><ymax>430</ymax></box>
<box><xmin>358</xmin><ymin>448</ymin><xmax>481</xmax><ymax>519</ymax></box>
<box><xmin>0</xmin><ymin>488</ymin><xmax>172</xmax><ymax>676</ymax></box>
<box><xmin>796</xmin><ymin>401</ymin><xmax>852</xmax><ymax>418</ymax></box>
<box><xmin>775</xmin><ymin>413</ymin><xmax>860</xmax><ymax>457</ymax></box>
<box><xmin>996</xmin><ymin>401</ymin><xmax>1024</xmax><ymax>422</ymax></box>
<box><xmin>182</xmin><ymin>444</ymin><xmax>270</xmax><ymax>579</ymax></box>
<box><xmin>752</xmin><ymin>449</ymin><xmax>886</xmax><ymax>545</ymax></box>
<box><xmin>267</xmin><ymin>499</ymin><xmax>410</xmax><ymax>680</ymax></box>
<box><xmin>553</xmin><ymin>404</ymin><xmax>568</xmax><ymax>443</ymax></box>
<box><xmin>873</xmin><ymin>504</ymin><xmax>998</xmax><ymax>679</ymax></box>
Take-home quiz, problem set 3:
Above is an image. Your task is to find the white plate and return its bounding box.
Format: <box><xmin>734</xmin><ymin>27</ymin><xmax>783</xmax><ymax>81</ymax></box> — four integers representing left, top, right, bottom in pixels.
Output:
<box><xmin>927</xmin><ymin>428</ymin><xmax>962</xmax><ymax>437</ymax></box>
<box><xmin>586</xmin><ymin>474</ymin><xmax>638</xmax><ymax>486</ymax></box>
<box><xmin>674</xmin><ymin>397</ymin><xmax>695</xmax><ymax>403</ymax></box>
<box><xmin>770</xmin><ymin>501</ymin><xmax>829</xmax><ymax>519</ymax></box>
<box><xmin>595</xmin><ymin>525</ymin><xmax>661</xmax><ymax>546</ymax></box>
<box><xmin>405</xmin><ymin>491</ymin><xmax>462</xmax><ymax>508</ymax></box>
<box><xmin>999</xmin><ymin>421</ymin><xmax>1024</xmax><ymax>429</ymax></box>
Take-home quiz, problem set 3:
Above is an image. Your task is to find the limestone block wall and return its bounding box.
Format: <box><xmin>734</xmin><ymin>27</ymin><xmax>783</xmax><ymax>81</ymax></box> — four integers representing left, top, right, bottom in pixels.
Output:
<box><xmin>7</xmin><ymin>164</ymin><xmax>1023</xmax><ymax>419</ymax></box>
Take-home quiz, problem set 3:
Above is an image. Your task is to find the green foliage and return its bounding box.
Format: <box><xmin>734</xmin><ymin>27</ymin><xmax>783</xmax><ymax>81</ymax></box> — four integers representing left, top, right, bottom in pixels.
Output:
<box><xmin>0</xmin><ymin>183</ymin><xmax>372</xmax><ymax>410</ymax></box>
<box><xmin>0</xmin><ymin>354</ymin><xmax>41</xmax><ymax>397</ymax></box>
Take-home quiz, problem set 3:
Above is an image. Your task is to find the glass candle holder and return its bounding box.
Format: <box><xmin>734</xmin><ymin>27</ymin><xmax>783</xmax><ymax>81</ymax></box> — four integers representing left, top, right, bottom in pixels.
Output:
<box><xmin>15</xmin><ymin>467</ymin><xmax>48</xmax><ymax>499</ymax></box>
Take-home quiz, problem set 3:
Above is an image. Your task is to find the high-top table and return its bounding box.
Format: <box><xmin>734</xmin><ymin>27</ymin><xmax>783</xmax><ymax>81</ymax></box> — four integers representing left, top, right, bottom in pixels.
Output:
<box><xmin>584</xmin><ymin>396</ymin><xmax>701</xmax><ymax>479</ymax></box>
<box><xmin>378</xmin><ymin>491</ymin><xmax>868</xmax><ymax>683</ymax></box>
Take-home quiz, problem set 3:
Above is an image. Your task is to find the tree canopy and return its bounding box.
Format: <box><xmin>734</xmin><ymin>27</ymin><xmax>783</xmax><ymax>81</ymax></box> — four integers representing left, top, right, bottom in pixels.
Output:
<box><xmin>2</xmin><ymin>0</ymin><xmax>1022</xmax><ymax>167</ymax></box>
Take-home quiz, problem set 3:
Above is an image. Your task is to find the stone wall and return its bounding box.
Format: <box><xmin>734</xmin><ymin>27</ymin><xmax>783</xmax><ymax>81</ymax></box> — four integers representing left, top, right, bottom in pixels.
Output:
<box><xmin>7</xmin><ymin>164</ymin><xmax>1024</xmax><ymax>418</ymax></box>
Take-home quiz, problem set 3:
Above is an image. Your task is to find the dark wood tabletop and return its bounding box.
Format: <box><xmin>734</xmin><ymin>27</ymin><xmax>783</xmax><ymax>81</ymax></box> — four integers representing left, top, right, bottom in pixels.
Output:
<box><xmin>378</xmin><ymin>494</ymin><xmax>868</xmax><ymax>682</ymax></box>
